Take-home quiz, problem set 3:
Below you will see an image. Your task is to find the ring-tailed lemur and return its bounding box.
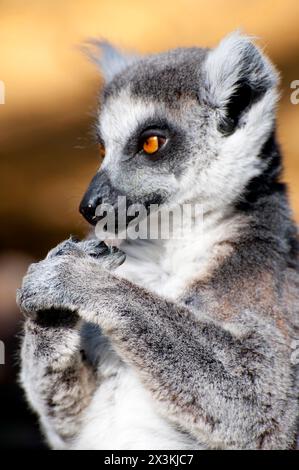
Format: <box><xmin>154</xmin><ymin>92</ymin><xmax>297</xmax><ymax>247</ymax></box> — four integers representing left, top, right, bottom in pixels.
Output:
<box><xmin>17</xmin><ymin>32</ymin><xmax>299</xmax><ymax>450</ymax></box>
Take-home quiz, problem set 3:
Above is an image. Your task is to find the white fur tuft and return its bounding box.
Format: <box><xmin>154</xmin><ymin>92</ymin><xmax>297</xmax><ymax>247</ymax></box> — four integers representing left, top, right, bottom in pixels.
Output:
<box><xmin>203</xmin><ymin>31</ymin><xmax>279</xmax><ymax>109</ymax></box>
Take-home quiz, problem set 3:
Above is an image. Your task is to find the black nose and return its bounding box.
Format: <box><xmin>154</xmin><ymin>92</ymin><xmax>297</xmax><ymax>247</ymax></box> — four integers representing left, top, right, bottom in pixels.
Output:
<box><xmin>79</xmin><ymin>194</ymin><xmax>101</xmax><ymax>225</ymax></box>
<box><xmin>79</xmin><ymin>170</ymin><xmax>118</xmax><ymax>225</ymax></box>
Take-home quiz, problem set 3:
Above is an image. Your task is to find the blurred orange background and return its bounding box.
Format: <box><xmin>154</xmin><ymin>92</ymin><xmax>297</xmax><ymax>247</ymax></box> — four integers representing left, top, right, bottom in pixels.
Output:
<box><xmin>0</xmin><ymin>0</ymin><xmax>298</xmax><ymax>448</ymax></box>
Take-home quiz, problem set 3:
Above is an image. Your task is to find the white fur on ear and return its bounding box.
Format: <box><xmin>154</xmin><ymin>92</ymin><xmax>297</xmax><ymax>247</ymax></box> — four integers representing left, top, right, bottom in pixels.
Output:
<box><xmin>81</xmin><ymin>39</ymin><xmax>138</xmax><ymax>82</ymax></box>
<box><xmin>202</xmin><ymin>31</ymin><xmax>279</xmax><ymax>109</ymax></box>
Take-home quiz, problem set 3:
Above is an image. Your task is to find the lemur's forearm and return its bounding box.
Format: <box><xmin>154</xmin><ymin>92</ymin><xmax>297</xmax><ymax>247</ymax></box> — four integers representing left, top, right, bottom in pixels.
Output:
<box><xmin>82</xmin><ymin>279</ymin><xmax>295</xmax><ymax>449</ymax></box>
<box><xmin>21</xmin><ymin>312</ymin><xmax>96</xmax><ymax>449</ymax></box>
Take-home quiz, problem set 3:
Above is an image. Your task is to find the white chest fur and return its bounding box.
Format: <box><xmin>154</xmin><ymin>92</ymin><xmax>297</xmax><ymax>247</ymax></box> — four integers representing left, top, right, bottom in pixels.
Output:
<box><xmin>115</xmin><ymin>209</ymin><xmax>243</xmax><ymax>299</ymax></box>
<box><xmin>72</xmin><ymin>355</ymin><xmax>199</xmax><ymax>450</ymax></box>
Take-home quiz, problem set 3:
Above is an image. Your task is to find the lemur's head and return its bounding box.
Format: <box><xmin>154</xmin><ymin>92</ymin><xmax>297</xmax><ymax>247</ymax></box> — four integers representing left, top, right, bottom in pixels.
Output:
<box><xmin>80</xmin><ymin>32</ymin><xmax>279</xmax><ymax>226</ymax></box>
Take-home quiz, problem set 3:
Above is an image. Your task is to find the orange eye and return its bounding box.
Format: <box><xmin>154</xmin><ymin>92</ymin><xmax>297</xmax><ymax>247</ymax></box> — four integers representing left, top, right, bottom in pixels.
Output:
<box><xmin>142</xmin><ymin>135</ymin><xmax>165</xmax><ymax>155</ymax></box>
<box><xmin>99</xmin><ymin>143</ymin><xmax>106</xmax><ymax>159</ymax></box>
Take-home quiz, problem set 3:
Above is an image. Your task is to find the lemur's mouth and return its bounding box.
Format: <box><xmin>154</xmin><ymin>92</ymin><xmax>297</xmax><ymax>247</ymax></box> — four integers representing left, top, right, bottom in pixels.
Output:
<box><xmin>92</xmin><ymin>193</ymin><xmax>166</xmax><ymax>245</ymax></box>
<box><xmin>80</xmin><ymin>169</ymin><xmax>165</xmax><ymax>226</ymax></box>
<box><xmin>80</xmin><ymin>168</ymin><xmax>167</xmax><ymax>246</ymax></box>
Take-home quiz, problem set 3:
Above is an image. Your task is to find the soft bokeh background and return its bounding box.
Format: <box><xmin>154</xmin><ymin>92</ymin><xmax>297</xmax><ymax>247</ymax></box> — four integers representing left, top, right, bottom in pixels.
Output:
<box><xmin>0</xmin><ymin>0</ymin><xmax>298</xmax><ymax>449</ymax></box>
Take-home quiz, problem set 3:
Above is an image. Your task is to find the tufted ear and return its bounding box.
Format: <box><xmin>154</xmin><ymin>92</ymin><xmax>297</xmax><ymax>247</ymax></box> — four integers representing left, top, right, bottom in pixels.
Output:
<box><xmin>202</xmin><ymin>31</ymin><xmax>279</xmax><ymax>135</ymax></box>
<box><xmin>81</xmin><ymin>39</ymin><xmax>138</xmax><ymax>82</ymax></box>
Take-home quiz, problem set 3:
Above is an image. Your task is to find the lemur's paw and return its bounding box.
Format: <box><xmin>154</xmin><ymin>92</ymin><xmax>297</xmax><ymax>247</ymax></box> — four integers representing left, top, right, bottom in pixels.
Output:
<box><xmin>16</xmin><ymin>236</ymin><xmax>125</xmax><ymax>319</ymax></box>
<box><xmin>47</xmin><ymin>237</ymin><xmax>126</xmax><ymax>271</ymax></box>
<box><xmin>46</xmin><ymin>237</ymin><xmax>86</xmax><ymax>259</ymax></box>
<box><xmin>16</xmin><ymin>255</ymin><xmax>77</xmax><ymax>316</ymax></box>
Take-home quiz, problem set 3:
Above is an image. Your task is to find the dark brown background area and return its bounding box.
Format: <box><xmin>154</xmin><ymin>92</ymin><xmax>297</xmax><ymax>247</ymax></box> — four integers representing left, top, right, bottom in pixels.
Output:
<box><xmin>0</xmin><ymin>0</ymin><xmax>298</xmax><ymax>449</ymax></box>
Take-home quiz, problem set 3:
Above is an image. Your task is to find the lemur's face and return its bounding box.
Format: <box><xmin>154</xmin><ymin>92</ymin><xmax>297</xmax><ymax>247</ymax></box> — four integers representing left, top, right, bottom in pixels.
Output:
<box><xmin>80</xmin><ymin>33</ymin><xmax>278</xmax><ymax>226</ymax></box>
